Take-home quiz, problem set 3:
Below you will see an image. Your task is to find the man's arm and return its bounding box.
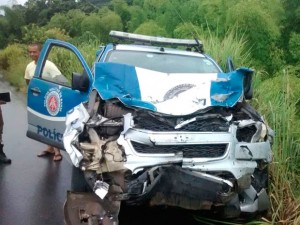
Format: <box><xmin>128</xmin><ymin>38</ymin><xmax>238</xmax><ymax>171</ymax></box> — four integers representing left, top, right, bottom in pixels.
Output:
<box><xmin>24</xmin><ymin>63</ymin><xmax>33</xmax><ymax>85</ymax></box>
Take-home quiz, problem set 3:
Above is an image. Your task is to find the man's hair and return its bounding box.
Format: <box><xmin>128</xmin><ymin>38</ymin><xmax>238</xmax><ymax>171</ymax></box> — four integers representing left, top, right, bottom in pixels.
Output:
<box><xmin>28</xmin><ymin>42</ymin><xmax>42</xmax><ymax>51</ymax></box>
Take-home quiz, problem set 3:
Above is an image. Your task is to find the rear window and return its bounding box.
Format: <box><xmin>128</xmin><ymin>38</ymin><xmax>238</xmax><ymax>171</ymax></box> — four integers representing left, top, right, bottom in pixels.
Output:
<box><xmin>105</xmin><ymin>50</ymin><xmax>220</xmax><ymax>73</ymax></box>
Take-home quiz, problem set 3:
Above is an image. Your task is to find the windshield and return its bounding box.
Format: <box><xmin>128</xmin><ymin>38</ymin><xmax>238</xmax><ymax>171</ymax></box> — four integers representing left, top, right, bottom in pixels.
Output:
<box><xmin>105</xmin><ymin>50</ymin><xmax>221</xmax><ymax>73</ymax></box>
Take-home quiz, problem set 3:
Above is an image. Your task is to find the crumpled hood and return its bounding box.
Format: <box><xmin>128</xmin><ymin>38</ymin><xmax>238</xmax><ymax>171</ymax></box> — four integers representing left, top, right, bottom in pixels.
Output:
<box><xmin>93</xmin><ymin>62</ymin><xmax>253</xmax><ymax>115</ymax></box>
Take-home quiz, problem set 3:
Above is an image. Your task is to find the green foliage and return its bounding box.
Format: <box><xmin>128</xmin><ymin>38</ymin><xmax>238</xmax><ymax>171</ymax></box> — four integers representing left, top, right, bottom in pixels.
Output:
<box><xmin>45</xmin><ymin>28</ymin><xmax>71</xmax><ymax>41</ymax></box>
<box><xmin>127</xmin><ymin>6</ymin><xmax>146</xmax><ymax>32</ymax></box>
<box><xmin>0</xmin><ymin>18</ymin><xmax>9</xmax><ymax>49</ymax></box>
<box><xmin>78</xmin><ymin>42</ymin><xmax>101</xmax><ymax>67</ymax></box>
<box><xmin>0</xmin><ymin>6</ymin><xmax>25</xmax><ymax>47</ymax></box>
<box><xmin>24</xmin><ymin>0</ymin><xmax>78</xmax><ymax>25</ymax></box>
<box><xmin>173</xmin><ymin>22</ymin><xmax>203</xmax><ymax>39</ymax></box>
<box><xmin>0</xmin><ymin>43</ymin><xmax>27</xmax><ymax>71</ymax></box>
<box><xmin>22</xmin><ymin>24</ymin><xmax>70</xmax><ymax>43</ymax></box>
<box><xmin>0</xmin><ymin>0</ymin><xmax>290</xmax><ymax>75</ymax></box>
<box><xmin>288</xmin><ymin>32</ymin><xmax>300</xmax><ymax>64</ymax></box>
<box><xmin>22</xmin><ymin>24</ymin><xmax>46</xmax><ymax>43</ymax></box>
<box><xmin>112</xmin><ymin>0</ymin><xmax>131</xmax><ymax>30</ymax></box>
<box><xmin>254</xmin><ymin>68</ymin><xmax>300</xmax><ymax>177</ymax></box>
<box><xmin>0</xmin><ymin>43</ymin><xmax>28</xmax><ymax>91</ymax></box>
<box><xmin>186</xmin><ymin>0</ymin><xmax>233</xmax><ymax>35</ymax></box>
<box><xmin>134</xmin><ymin>20</ymin><xmax>168</xmax><ymax>36</ymax></box>
<box><xmin>98</xmin><ymin>10</ymin><xmax>123</xmax><ymax>42</ymax></box>
<box><xmin>48</xmin><ymin>9</ymin><xmax>86</xmax><ymax>37</ymax></box>
<box><xmin>143</xmin><ymin>0</ymin><xmax>168</xmax><ymax>20</ymax></box>
<box><xmin>81</xmin><ymin>14</ymin><xmax>102</xmax><ymax>39</ymax></box>
<box><xmin>254</xmin><ymin>69</ymin><xmax>300</xmax><ymax>222</ymax></box>
<box><xmin>81</xmin><ymin>10</ymin><xmax>122</xmax><ymax>43</ymax></box>
<box><xmin>202</xmin><ymin>28</ymin><xmax>252</xmax><ymax>71</ymax></box>
<box><xmin>225</xmin><ymin>0</ymin><xmax>281</xmax><ymax>73</ymax></box>
<box><xmin>72</xmin><ymin>31</ymin><xmax>99</xmax><ymax>46</ymax></box>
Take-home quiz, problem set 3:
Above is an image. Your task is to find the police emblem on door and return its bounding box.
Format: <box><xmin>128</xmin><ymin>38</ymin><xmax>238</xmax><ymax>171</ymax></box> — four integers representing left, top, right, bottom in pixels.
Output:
<box><xmin>44</xmin><ymin>88</ymin><xmax>62</xmax><ymax>116</ymax></box>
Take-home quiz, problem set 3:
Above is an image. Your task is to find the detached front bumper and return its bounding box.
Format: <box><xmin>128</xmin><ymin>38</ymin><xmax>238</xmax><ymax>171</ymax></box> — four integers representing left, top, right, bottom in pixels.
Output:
<box><xmin>125</xmin><ymin>165</ymin><xmax>234</xmax><ymax>210</ymax></box>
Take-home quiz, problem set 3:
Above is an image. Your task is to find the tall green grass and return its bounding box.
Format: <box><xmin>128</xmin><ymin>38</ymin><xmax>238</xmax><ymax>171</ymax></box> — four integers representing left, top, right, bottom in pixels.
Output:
<box><xmin>254</xmin><ymin>69</ymin><xmax>300</xmax><ymax>224</ymax></box>
<box><xmin>195</xmin><ymin>27</ymin><xmax>253</xmax><ymax>70</ymax></box>
<box><xmin>0</xmin><ymin>43</ymin><xmax>29</xmax><ymax>92</ymax></box>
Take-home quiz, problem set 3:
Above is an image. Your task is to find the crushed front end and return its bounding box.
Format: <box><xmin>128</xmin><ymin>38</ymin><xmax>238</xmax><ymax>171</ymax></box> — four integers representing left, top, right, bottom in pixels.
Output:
<box><xmin>63</xmin><ymin>61</ymin><xmax>273</xmax><ymax>224</ymax></box>
<box><xmin>63</xmin><ymin>96</ymin><xmax>273</xmax><ymax>223</ymax></box>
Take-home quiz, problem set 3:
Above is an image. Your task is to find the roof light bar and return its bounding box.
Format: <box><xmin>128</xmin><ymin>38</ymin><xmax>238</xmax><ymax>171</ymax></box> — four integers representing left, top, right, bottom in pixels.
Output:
<box><xmin>109</xmin><ymin>30</ymin><xmax>203</xmax><ymax>47</ymax></box>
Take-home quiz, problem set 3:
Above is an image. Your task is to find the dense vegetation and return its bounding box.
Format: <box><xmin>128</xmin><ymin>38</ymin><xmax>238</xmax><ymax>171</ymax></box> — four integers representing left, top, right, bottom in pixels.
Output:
<box><xmin>0</xmin><ymin>0</ymin><xmax>300</xmax><ymax>224</ymax></box>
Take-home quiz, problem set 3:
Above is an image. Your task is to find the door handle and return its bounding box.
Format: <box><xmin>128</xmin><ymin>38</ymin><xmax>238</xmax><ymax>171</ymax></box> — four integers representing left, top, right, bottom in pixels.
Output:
<box><xmin>30</xmin><ymin>87</ymin><xmax>41</xmax><ymax>94</ymax></box>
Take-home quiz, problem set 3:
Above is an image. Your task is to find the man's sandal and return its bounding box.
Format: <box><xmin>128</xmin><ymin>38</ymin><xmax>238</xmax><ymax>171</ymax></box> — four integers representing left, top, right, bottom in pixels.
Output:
<box><xmin>37</xmin><ymin>150</ymin><xmax>54</xmax><ymax>157</ymax></box>
<box><xmin>53</xmin><ymin>153</ymin><xmax>62</xmax><ymax>161</ymax></box>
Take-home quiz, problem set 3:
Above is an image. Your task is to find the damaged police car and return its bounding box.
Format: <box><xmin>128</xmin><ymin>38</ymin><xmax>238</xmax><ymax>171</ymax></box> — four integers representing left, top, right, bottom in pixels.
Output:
<box><xmin>27</xmin><ymin>31</ymin><xmax>273</xmax><ymax>224</ymax></box>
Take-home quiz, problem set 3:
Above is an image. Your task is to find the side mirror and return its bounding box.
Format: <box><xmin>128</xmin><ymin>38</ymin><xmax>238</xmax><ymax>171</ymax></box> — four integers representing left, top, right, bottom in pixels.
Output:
<box><xmin>226</xmin><ymin>57</ymin><xmax>235</xmax><ymax>72</ymax></box>
<box><xmin>72</xmin><ymin>72</ymin><xmax>89</xmax><ymax>92</ymax></box>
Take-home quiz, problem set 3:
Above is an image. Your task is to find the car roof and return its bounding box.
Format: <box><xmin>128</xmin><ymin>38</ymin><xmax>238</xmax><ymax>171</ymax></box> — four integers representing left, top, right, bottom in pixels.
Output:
<box><xmin>114</xmin><ymin>44</ymin><xmax>207</xmax><ymax>58</ymax></box>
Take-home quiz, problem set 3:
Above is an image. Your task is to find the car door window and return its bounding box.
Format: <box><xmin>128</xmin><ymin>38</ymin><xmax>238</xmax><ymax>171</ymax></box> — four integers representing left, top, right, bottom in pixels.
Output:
<box><xmin>41</xmin><ymin>46</ymin><xmax>85</xmax><ymax>87</ymax></box>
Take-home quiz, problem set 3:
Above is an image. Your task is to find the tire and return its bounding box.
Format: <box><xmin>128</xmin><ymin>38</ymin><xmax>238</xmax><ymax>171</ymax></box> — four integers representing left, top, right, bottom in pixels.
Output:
<box><xmin>71</xmin><ymin>166</ymin><xmax>92</xmax><ymax>192</ymax></box>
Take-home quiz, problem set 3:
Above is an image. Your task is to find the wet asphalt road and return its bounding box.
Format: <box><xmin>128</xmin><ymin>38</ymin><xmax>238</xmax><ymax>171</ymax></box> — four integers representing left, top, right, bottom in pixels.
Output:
<box><xmin>0</xmin><ymin>79</ymin><xmax>73</xmax><ymax>225</ymax></box>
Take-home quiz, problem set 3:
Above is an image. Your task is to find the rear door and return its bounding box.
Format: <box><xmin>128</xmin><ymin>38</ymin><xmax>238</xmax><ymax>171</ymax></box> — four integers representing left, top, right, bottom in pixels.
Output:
<box><xmin>27</xmin><ymin>39</ymin><xmax>93</xmax><ymax>149</ymax></box>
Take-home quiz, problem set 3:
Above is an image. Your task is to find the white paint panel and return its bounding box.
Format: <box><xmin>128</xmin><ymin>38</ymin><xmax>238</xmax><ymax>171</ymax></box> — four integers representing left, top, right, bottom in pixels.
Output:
<box><xmin>27</xmin><ymin>107</ymin><xmax>66</xmax><ymax>122</ymax></box>
<box><xmin>135</xmin><ymin>67</ymin><xmax>217</xmax><ymax>115</ymax></box>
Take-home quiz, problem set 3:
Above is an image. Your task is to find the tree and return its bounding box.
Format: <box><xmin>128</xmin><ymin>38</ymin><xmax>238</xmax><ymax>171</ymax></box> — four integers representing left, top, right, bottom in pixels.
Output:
<box><xmin>112</xmin><ymin>0</ymin><xmax>131</xmax><ymax>31</ymax></box>
<box><xmin>280</xmin><ymin>0</ymin><xmax>300</xmax><ymax>64</ymax></box>
<box><xmin>173</xmin><ymin>22</ymin><xmax>203</xmax><ymax>39</ymax></box>
<box><xmin>127</xmin><ymin>6</ymin><xmax>146</xmax><ymax>32</ymax></box>
<box><xmin>81</xmin><ymin>13</ymin><xmax>102</xmax><ymax>39</ymax></box>
<box><xmin>98</xmin><ymin>10</ymin><xmax>123</xmax><ymax>42</ymax></box>
<box><xmin>143</xmin><ymin>0</ymin><xmax>169</xmax><ymax>20</ymax></box>
<box><xmin>288</xmin><ymin>32</ymin><xmax>300</xmax><ymax>65</ymax></box>
<box><xmin>225</xmin><ymin>0</ymin><xmax>282</xmax><ymax>73</ymax></box>
<box><xmin>134</xmin><ymin>20</ymin><xmax>168</xmax><ymax>36</ymax></box>
<box><xmin>24</xmin><ymin>0</ymin><xmax>48</xmax><ymax>25</ymax></box>
<box><xmin>48</xmin><ymin>9</ymin><xmax>86</xmax><ymax>37</ymax></box>
<box><xmin>0</xmin><ymin>6</ymin><xmax>25</xmax><ymax>46</ymax></box>
<box><xmin>24</xmin><ymin>0</ymin><xmax>78</xmax><ymax>25</ymax></box>
<box><xmin>22</xmin><ymin>23</ymin><xmax>70</xmax><ymax>43</ymax></box>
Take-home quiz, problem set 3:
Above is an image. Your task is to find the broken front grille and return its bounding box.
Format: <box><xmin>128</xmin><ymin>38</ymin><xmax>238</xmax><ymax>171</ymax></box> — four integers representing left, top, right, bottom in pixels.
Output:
<box><xmin>134</xmin><ymin>115</ymin><xmax>229</xmax><ymax>132</ymax></box>
<box><xmin>131</xmin><ymin>141</ymin><xmax>227</xmax><ymax>158</ymax></box>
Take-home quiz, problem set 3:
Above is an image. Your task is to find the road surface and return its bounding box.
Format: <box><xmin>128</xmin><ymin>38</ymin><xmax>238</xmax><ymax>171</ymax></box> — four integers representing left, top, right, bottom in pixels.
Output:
<box><xmin>0</xmin><ymin>78</ymin><xmax>73</xmax><ymax>225</ymax></box>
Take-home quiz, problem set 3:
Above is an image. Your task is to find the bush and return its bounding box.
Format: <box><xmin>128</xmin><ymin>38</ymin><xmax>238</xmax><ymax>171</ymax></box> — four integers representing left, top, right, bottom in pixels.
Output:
<box><xmin>0</xmin><ymin>43</ymin><xmax>28</xmax><ymax>91</ymax></box>
<box><xmin>0</xmin><ymin>43</ymin><xmax>27</xmax><ymax>71</ymax></box>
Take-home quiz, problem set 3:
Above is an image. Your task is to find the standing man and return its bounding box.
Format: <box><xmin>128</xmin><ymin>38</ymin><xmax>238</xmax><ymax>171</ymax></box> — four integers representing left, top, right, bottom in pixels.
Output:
<box><xmin>0</xmin><ymin>101</ymin><xmax>11</xmax><ymax>164</ymax></box>
<box><xmin>25</xmin><ymin>43</ymin><xmax>62</xmax><ymax>161</ymax></box>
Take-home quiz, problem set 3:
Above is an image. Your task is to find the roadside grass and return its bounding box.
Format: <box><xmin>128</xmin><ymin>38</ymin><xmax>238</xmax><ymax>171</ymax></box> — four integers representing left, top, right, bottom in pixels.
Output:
<box><xmin>254</xmin><ymin>69</ymin><xmax>300</xmax><ymax>224</ymax></box>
